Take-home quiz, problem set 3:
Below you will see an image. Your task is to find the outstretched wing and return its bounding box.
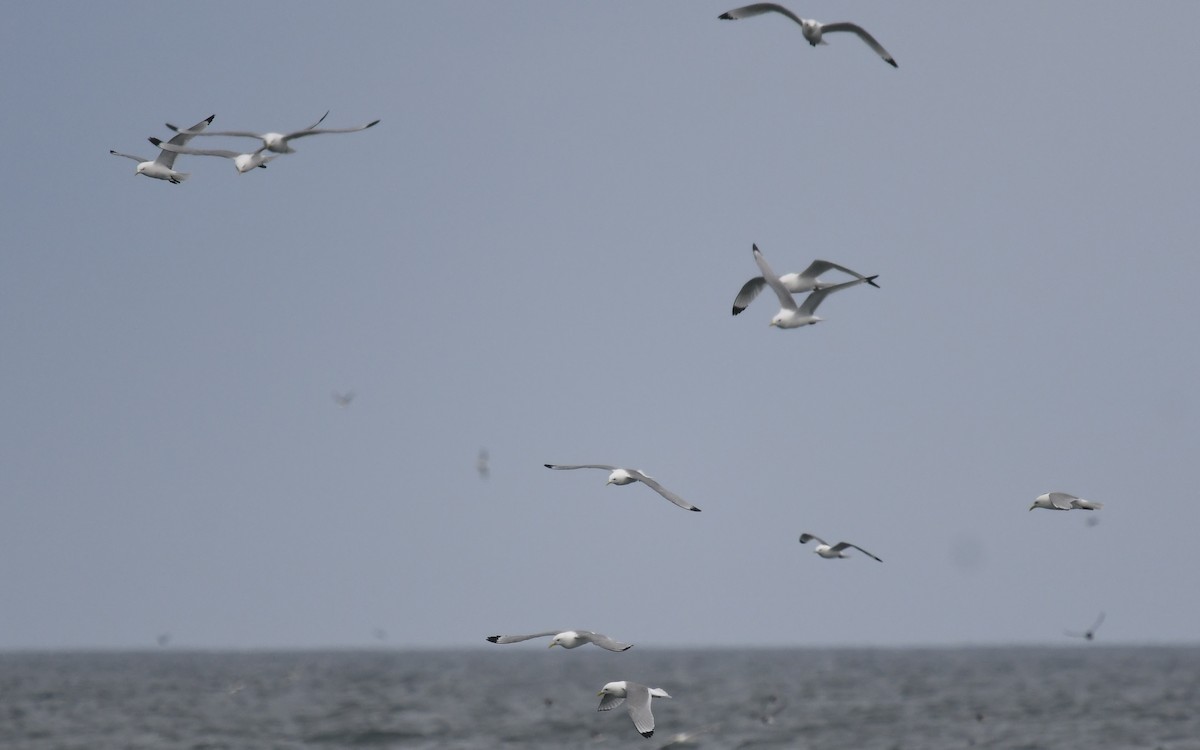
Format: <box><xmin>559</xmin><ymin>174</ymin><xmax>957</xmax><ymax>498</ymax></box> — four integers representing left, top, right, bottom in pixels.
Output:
<box><xmin>752</xmin><ymin>245</ymin><xmax>797</xmax><ymax>311</ymax></box>
<box><xmin>597</xmin><ymin>693</ymin><xmax>626</xmax><ymax>712</ymax></box>
<box><xmin>1046</xmin><ymin>492</ymin><xmax>1079</xmax><ymax>510</ymax></box>
<box><xmin>110</xmin><ymin>150</ymin><xmax>147</xmax><ymax>163</ymax></box>
<box><xmin>831</xmin><ymin>541</ymin><xmax>882</xmax><ymax>562</ymax></box>
<box><xmin>820</xmin><ymin>22</ymin><xmax>898</xmax><ymax>67</ymax></box>
<box><xmin>630</xmin><ymin>471</ymin><xmax>700</xmax><ymax>512</ymax></box>
<box><xmin>156</xmin><ymin>114</ymin><xmax>214</xmax><ymax>168</ymax></box>
<box><xmin>732</xmin><ymin>276</ymin><xmax>768</xmax><ymax>316</ymax></box>
<box><xmin>485</xmin><ymin>631</ymin><xmax>560</xmax><ymax>644</ymax></box>
<box><xmin>150</xmin><ymin>138</ymin><xmax>241</xmax><ymax>159</ymax></box>
<box><xmin>625</xmin><ymin>683</ymin><xmax>657</xmax><ymax>738</ymax></box>
<box><xmin>801</xmin><ymin>260</ymin><xmax>879</xmax><ymax>287</ymax></box>
<box><xmin>718</xmin><ymin>3</ymin><xmax>806</xmax><ymax>28</ymax></box>
<box><xmin>798</xmin><ymin>533</ymin><xmax>827</xmax><ymax>546</ymax></box>
<box><xmin>797</xmin><ymin>277</ymin><xmax>868</xmax><ymax>316</ymax></box>
<box><xmin>544</xmin><ymin>464</ymin><xmax>618</xmax><ymax>471</ymax></box>
<box><xmin>578</xmin><ymin>631</ymin><xmax>633</xmax><ymax>651</ymax></box>
<box><xmin>283</xmin><ymin>119</ymin><xmax>381</xmax><ymax>142</ymax></box>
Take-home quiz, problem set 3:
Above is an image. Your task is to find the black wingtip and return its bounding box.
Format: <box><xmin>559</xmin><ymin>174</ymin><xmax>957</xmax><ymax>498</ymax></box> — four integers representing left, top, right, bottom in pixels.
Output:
<box><xmin>165</xmin><ymin>123</ymin><xmax>180</xmax><ymax>132</ymax></box>
<box><xmin>732</xmin><ymin>306</ymin><xmax>744</xmax><ymax>316</ymax></box>
<box><xmin>690</xmin><ymin>507</ymin><xmax>702</xmax><ymax>512</ymax></box>
<box><xmin>887</xmin><ymin>59</ymin><xmax>898</xmax><ymax>68</ymax></box>
<box><xmin>620</xmin><ymin>645</ymin><xmax>633</xmax><ymax>651</ymax></box>
<box><xmin>485</xmin><ymin>636</ymin><xmax>500</xmax><ymax>643</ymax></box>
<box><xmin>865</xmin><ymin>275</ymin><xmax>880</xmax><ymax>288</ymax></box>
<box><xmin>204</xmin><ymin>114</ymin><xmax>215</xmax><ymax>123</ymax></box>
<box><xmin>366</xmin><ymin>119</ymin><xmax>381</xmax><ymax>128</ymax></box>
<box><xmin>543</xmin><ymin>464</ymin><xmax>553</xmax><ymax>469</ymax></box>
<box><xmin>641</xmin><ymin>730</ymin><xmax>654</xmax><ymax>738</ymax></box>
<box><xmin>718</xmin><ymin>13</ymin><xmax>733</xmax><ymax>20</ymax></box>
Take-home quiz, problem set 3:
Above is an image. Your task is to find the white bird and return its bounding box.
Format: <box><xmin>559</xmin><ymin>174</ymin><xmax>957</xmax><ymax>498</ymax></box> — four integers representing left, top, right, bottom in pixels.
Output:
<box><xmin>166</xmin><ymin>110</ymin><xmax>380</xmax><ymax>154</ymax></box>
<box><xmin>109</xmin><ymin>114</ymin><xmax>214</xmax><ymax>184</ymax></box>
<box><xmin>751</xmin><ymin>245</ymin><xmax>876</xmax><ymax>328</ymax></box>
<box><xmin>148</xmin><ymin>137</ymin><xmax>277</xmax><ymax>173</ymax></box>
<box><xmin>544</xmin><ymin>464</ymin><xmax>700</xmax><ymax>512</ymax></box>
<box><xmin>1064</xmin><ymin>612</ymin><xmax>1106</xmax><ymax>641</ymax></box>
<box><xmin>485</xmin><ymin>629</ymin><xmax>633</xmax><ymax>651</ymax></box>
<box><xmin>1030</xmin><ymin>492</ymin><xmax>1104</xmax><ymax>512</ymax></box>
<box><xmin>733</xmin><ymin>259</ymin><xmax>879</xmax><ymax>316</ymax></box>
<box><xmin>718</xmin><ymin>3</ymin><xmax>897</xmax><ymax>68</ymax></box>
<box><xmin>799</xmin><ymin>533</ymin><xmax>882</xmax><ymax>562</ymax></box>
<box><xmin>597</xmin><ymin>681</ymin><xmax>671</xmax><ymax>738</ymax></box>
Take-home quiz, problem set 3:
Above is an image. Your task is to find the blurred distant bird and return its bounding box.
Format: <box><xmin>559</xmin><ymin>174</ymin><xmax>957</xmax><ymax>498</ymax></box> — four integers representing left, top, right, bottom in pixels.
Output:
<box><xmin>372</xmin><ymin>627</ymin><xmax>388</xmax><ymax>642</ymax></box>
<box><xmin>156</xmin><ymin>632</ymin><xmax>171</xmax><ymax>647</ymax></box>
<box><xmin>718</xmin><ymin>3</ymin><xmax>898</xmax><ymax>67</ymax></box>
<box><xmin>110</xmin><ymin>114</ymin><xmax>214</xmax><ymax>183</ymax></box>
<box><xmin>598</xmin><ymin>681</ymin><xmax>671</xmax><ymax>738</ymax></box>
<box><xmin>167</xmin><ymin>110</ymin><xmax>380</xmax><ymax>154</ymax></box>
<box><xmin>544</xmin><ymin>464</ymin><xmax>701</xmax><ymax>512</ymax></box>
<box><xmin>148</xmin><ymin>137</ymin><xmax>277</xmax><ymax>173</ymax></box>
<box><xmin>1030</xmin><ymin>492</ymin><xmax>1103</xmax><ymax>512</ymax></box>
<box><xmin>1065</xmin><ymin>612</ymin><xmax>1105</xmax><ymax>641</ymax></box>
<box><xmin>799</xmin><ymin>533</ymin><xmax>883</xmax><ymax>562</ymax></box>
<box><xmin>749</xmin><ymin>245</ymin><xmax>877</xmax><ymax>328</ymax></box>
<box><xmin>486</xmin><ymin>629</ymin><xmax>633</xmax><ymax>652</ymax></box>
<box><xmin>332</xmin><ymin>391</ymin><xmax>355</xmax><ymax>408</ymax></box>
<box><xmin>657</xmin><ymin>724</ymin><xmax>719</xmax><ymax>748</ymax></box>
<box><xmin>732</xmin><ymin>258</ymin><xmax>878</xmax><ymax>316</ymax></box>
<box><xmin>476</xmin><ymin>449</ymin><xmax>490</xmax><ymax>479</ymax></box>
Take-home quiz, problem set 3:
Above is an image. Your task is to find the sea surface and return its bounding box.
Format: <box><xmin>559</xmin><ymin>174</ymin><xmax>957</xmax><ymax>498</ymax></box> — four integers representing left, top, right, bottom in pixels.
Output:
<box><xmin>2</xmin><ymin>647</ymin><xmax>1198</xmax><ymax>749</ymax></box>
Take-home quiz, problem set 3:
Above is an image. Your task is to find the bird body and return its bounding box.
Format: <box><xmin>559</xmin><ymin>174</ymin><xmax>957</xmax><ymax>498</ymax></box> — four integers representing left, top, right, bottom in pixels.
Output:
<box><xmin>486</xmin><ymin>629</ymin><xmax>633</xmax><ymax>651</ymax></box>
<box><xmin>110</xmin><ymin>114</ymin><xmax>215</xmax><ymax>183</ymax></box>
<box><xmin>732</xmin><ymin>259</ymin><xmax>878</xmax><ymax>316</ymax></box>
<box><xmin>148</xmin><ymin>137</ymin><xmax>277</xmax><ymax>173</ymax></box>
<box><xmin>1030</xmin><ymin>492</ymin><xmax>1103</xmax><ymax>512</ymax></box>
<box><xmin>718</xmin><ymin>3</ymin><xmax>897</xmax><ymax>67</ymax></box>
<box><xmin>597</xmin><ymin>681</ymin><xmax>671</xmax><ymax>738</ymax></box>
<box><xmin>799</xmin><ymin>533</ymin><xmax>882</xmax><ymax>562</ymax></box>
<box><xmin>166</xmin><ymin>110</ymin><xmax>380</xmax><ymax>154</ymax></box>
<box><xmin>750</xmin><ymin>245</ymin><xmax>876</xmax><ymax>328</ymax></box>
<box><xmin>544</xmin><ymin>464</ymin><xmax>701</xmax><ymax>511</ymax></box>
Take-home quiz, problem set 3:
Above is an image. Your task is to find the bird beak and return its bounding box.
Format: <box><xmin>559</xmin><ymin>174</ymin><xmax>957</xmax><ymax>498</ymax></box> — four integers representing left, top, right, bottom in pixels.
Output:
<box><xmin>1028</xmin><ymin>505</ymin><xmax>1035</xmax><ymax>511</ymax></box>
<box><xmin>548</xmin><ymin>642</ymin><xmax>557</xmax><ymax>648</ymax></box>
<box><xmin>597</xmin><ymin>690</ymin><xmax>605</xmax><ymax>696</ymax></box>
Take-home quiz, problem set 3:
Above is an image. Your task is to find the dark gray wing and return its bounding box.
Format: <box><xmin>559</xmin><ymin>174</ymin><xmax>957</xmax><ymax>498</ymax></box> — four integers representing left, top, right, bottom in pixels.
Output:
<box><xmin>282</xmin><ymin>119</ymin><xmax>381</xmax><ymax>142</ymax></box>
<box><xmin>578</xmin><ymin>631</ymin><xmax>633</xmax><ymax>652</ymax></box>
<box><xmin>831</xmin><ymin>541</ymin><xmax>882</xmax><ymax>562</ymax></box>
<box><xmin>485</xmin><ymin>631</ymin><xmax>560</xmax><ymax>644</ymax></box>
<box><xmin>798</xmin><ymin>533</ymin><xmax>827</xmax><ymax>546</ymax></box>
<box><xmin>156</xmin><ymin>114</ymin><xmax>214</xmax><ymax>168</ymax></box>
<box><xmin>820</xmin><ymin>22</ymin><xmax>897</xmax><ymax>67</ymax></box>
<box><xmin>797</xmin><ymin>277</ymin><xmax>868</xmax><ymax>316</ymax></box>
<box><xmin>732</xmin><ymin>276</ymin><xmax>767</xmax><ymax>315</ymax></box>
<box><xmin>630</xmin><ymin>471</ymin><xmax>700</xmax><ymax>512</ymax></box>
<box><xmin>752</xmin><ymin>245</ymin><xmax>797</xmax><ymax>312</ymax></box>
<box><xmin>110</xmin><ymin>150</ymin><xmax>147</xmax><ymax>162</ymax></box>
<box><xmin>544</xmin><ymin>464</ymin><xmax>618</xmax><ymax>471</ymax></box>
<box><xmin>718</xmin><ymin>3</ymin><xmax>806</xmax><ymax>28</ymax></box>
<box><xmin>624</xmin><ymin>682</ymin><xmax>657</xmax><ymax>738</ymax></box>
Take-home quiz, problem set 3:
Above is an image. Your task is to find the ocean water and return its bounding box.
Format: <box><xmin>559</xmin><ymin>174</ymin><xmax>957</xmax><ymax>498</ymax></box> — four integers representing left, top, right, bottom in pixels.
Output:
<box><xmin>2</xmin><ymin>647</ymin><xmax>1198</xmax><ymax>749</ymax></box>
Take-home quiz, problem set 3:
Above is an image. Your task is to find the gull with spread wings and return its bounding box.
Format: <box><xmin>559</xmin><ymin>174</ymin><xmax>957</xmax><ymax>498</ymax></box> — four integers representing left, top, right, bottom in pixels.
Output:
<box><xmin>544</xmin><ymin>464</ymin><xmax>700</xmax><ymax>512</ymax></box>
<box><xmin>718</xmin><ymin>3</ymin><xmax>897</xmax><ymax>67</ymax></box>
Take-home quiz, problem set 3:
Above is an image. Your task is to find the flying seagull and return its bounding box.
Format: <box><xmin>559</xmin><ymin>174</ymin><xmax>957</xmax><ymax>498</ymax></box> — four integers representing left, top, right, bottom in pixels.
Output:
<box><xmin>544</xmin><ymin>464</ymin><xmax>700</xmax><ymax>511</ymax></box>
<box><xmin>1030</xmin><ymin>492</ymin><xmax>1103</xmax><ymax>511</ymax></box>
<box><xmin>733</xmin><ymin>259</ymin><xmax>879</xmax><ymax>316</ymax></box>
<box><xmin>110</xmin><ymin>114</ymin><xmax>214</xmax><ymax>184</ymax></box>
<box><xmin>166</xmin><ymin>110</ymin><xmax>380</xmax><ymax>154</ymax></box>
<box><xmin>485</xmin><ymin>629</ymin><xmax>633</xmax><ymax>651</ymax></box>
<box><xmin>598</xmin><ymin>681</ymin><xmax>671</xmax><ymax>738</ymax></box>
<box><xmin>148</xmin><ymin>137</ymin><xmax>276</xmax><ymax>173</ymax></box>
<box><xmin>476</xmin><ymin>448</ymin><xmax>490</xmax><ymax>479</ymax></box>
<box><xmin>331</xmin><ymin>391</ymin><xmax>355</xmax><ymax>408</ymax></box>
<box><xmin>718</xmin><ymin>3</ymin><xmax>897</xmax><ymax>67</ymax></box>
<box><xmin>751</xmin><ymin>245</ymin><xmax>876</xmax><ymax>328</ymax></box>
<box><xmin>1064</xmin><ymin>612</ymin><xmax>1106</xmax><ymax>641</ymax></box>
<box><xmin>799</xmin><ymin>533</ymin><xmax>882</xmax><ymax>562</ymax></box>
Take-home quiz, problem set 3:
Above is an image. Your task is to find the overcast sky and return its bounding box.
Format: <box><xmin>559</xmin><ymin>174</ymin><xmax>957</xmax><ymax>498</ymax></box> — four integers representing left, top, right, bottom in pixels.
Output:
<box><xmin>2</xmin><ymin>2</ymin><xmax>1198</xmax><ymax>650</ymax></box>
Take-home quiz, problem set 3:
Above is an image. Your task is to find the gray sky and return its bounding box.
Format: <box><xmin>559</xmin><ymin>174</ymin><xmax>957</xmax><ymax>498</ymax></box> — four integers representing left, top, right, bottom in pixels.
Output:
<box><xmin>2</xmin><ymin>2</ymin><xmax>1198</xmax><ymax>649</ymax></box>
